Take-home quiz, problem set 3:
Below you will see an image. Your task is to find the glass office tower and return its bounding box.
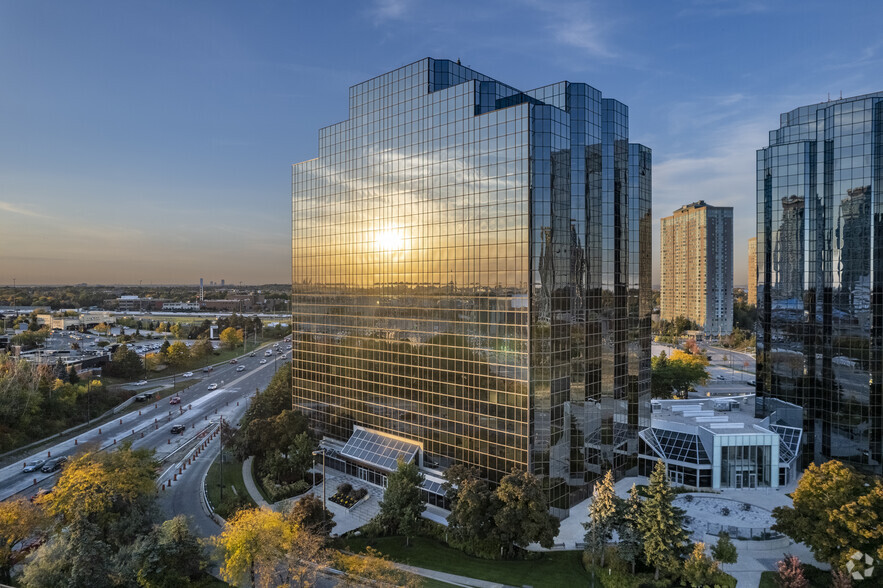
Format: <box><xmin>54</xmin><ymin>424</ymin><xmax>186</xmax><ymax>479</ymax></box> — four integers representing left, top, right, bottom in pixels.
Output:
<box><xmin>756</xmin><ymin>92</ymin><xmax>883</xmax><ymax>475</ymax></box>
<box><xmin>292</xmin><ymin>58</ymin><xmax>651</xmax><ymax>514</ymax></box>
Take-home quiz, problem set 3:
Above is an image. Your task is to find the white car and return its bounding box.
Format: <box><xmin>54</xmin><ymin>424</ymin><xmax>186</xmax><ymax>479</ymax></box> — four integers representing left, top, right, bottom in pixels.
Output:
<box><xmin>182</xmin><ymin>372</ymin><xmax>194</xmax><ymax>377</ymax></box>
<box><xmin>135</xmin><ymin>380</ymin><xmax>148</xmax><ymax>386</ymax></box>
<box><xmin>207</xmin><ymin>383</ymin><xmax>218</xmax><ymax>391</ymax></box>
<box><xmin>236</xmin><ymin>365</ymin><xmax>245</xmax><ymax>372</ymax></box>
<box><xmin>259</xmin><ymin>359</ymin><xmax>267</xmax><ymax>365</ymax></box>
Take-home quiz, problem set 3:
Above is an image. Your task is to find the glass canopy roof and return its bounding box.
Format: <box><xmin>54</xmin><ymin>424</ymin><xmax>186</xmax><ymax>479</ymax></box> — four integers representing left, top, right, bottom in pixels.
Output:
<box><xmin>340</xmin><ymin>427</ymin><xmax>420</xmax><ymax>473</ymax></box>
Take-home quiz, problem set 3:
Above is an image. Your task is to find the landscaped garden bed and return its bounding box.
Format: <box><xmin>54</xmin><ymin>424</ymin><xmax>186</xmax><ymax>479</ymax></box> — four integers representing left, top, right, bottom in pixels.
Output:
<box><xmin>329</xmin><ymin>482</ymin><xmax>367</xmax><ymax>509</ymax></box>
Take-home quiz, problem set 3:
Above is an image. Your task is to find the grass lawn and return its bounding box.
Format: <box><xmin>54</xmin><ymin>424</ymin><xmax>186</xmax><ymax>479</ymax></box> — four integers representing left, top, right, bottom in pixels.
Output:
<box><xmin>342</xmin><ymin>536</ymin><xmax>595</xmax><ymax>588</ymax></box>
<box><xmin>206</xmin><ymin>449</ymin><xmax>257</xmax><ymax>519</ymax></box>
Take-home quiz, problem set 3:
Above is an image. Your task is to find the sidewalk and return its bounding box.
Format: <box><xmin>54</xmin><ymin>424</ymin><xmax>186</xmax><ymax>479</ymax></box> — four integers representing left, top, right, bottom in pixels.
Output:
<box><xmin>240</xmin><ymin>456</ymin><xmax>269</xmax><ymax>507</ymax></box>
<box><xmin>398</xmin><ymin>563</ymin><xmax>517</xmax><ymax>588</ymax></box>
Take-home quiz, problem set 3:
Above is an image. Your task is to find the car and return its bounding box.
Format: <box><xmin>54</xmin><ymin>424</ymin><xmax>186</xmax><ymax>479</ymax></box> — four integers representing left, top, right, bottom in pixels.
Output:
<box><xmin>746</xmin><ymin>380</ymin><xmax>756</xmax><ymax>387</ymax></box>
<box><xmin>169</xmin><ymin>396</ymin><xmax>181</xmax><ymax>405</ymax></box>
<box><xmin>23</xmin><ymin>459</ymin><xmax>46</xmax><ymax>473</ymax></box>
<box><xmin>135</xmin><ymin>380</ymin><xmax>148</xmax><ymax>386</ymax></box>
<box><xmin>229</xmin><ymin>359</ymin><xmax>237</xmax><ymax>364</ymax></box>
<box><xmin>182</xmin><ymin>372</ymin><xmax>193</xmax><ymax>377</ymax></box>
<box><xmin>250</xmin><ymin>352</ymin><xmax>256</xmax><ymax>357</ymax></box>
<box><xmin>40</xmin><ymin>457</ymin><xmax>67</xmax><ymax>473</ymax></box>
<box><xmin>134</xmin><ymin>393</ymin><xmax>149</xmax><ymax>402</ymax></box>
<box><xmin>170</xmin><ymin>425</ymin><xmax>186</xmax><ymax>434</ymax></box>
<box><xmin>207</xmin><ymin>383</ymin><xmax>218</xmax><ymax>391</ymax></box>
<box><xmin>265</xmin><ymin>350</ymin><xmax>272</xmax><ymax>356</ymax></box>
<box><xmin>259</xmin><ymin>359</ymin><xmax>267</xmax><ymax>365</ymax></box>
<box><xmin>236</xmin><ymin>365</ymin><xmax>245</xmax><ymax>372</ymax></box>
<box><xmin>203</xmin><ymin>366</ymin><xmax>213</xmax><ymax>373</ymax></box>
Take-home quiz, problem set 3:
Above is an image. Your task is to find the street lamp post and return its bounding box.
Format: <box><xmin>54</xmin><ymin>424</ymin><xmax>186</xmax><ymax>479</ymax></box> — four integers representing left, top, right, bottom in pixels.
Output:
<box><xmin>312</xmin><ymin>449</ymin><xmax>326</xmax><ymax>527</ymax></box>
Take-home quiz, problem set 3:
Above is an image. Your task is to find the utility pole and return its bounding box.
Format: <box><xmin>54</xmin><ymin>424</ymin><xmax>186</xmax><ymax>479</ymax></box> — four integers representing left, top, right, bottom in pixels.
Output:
<box><xmin>219</xmin><ymin>417</ymin><xmax>224</xmax><ymax>501</ymax></box>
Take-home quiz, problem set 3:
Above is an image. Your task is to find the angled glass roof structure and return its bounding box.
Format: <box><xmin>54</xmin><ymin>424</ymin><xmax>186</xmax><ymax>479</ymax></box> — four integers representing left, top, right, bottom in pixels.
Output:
<box><xmin>340</xmin><ymin>427</ymin><xmax>420</xmax><ymax>473</ymax></box>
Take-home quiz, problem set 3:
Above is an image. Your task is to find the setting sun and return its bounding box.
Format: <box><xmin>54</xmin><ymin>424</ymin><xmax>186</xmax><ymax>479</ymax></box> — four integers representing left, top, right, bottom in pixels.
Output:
<box><xmin>374</xmin><ymin>229</ymin><xmax>405</xmax><ymax>252</ymax></box>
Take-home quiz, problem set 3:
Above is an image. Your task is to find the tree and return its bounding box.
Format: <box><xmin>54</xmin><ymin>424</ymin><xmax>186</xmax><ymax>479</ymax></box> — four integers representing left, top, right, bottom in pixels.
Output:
<box><xmin>335</xmin><ymin>546</ymin><xmax>421</xmax><ymax>588</ymax></box>
<box><xmin>636</xmin><ymin>460</ymin><xmax>689</xmax><ymax>580</ymax></box>
<box><xmin>651</xmin><ymin>350</ymin><xmax>709</xmax><ymax>398</ymax></box>
<box><xmin>126</xmin><ymin>515</ymin><xmax>206</xmax><ymax>588</ymax></box>
<box><xmin>189</xmin><ymin>337</ymin><xmax>213</xmax><ymax>359</ymax></box>
<box><xmin>583</xmin><ymin>469</ymin><xmax>621</xmax><ymax>567</ymax></box>
<box><xmin>159</xmin><ymin>339</ymin><xmax>171</xmax><ymax>355</ymax></box>
<box><xmin>165</xmin><ymin>341</ymin><xmax>191</xmax><ymax>368</ymax></box>
<box><xmin>20</xmin><ymin>518</ymin><xmax>115</xmax><ymax>588</ymax></box>
<box><xmin>215</xmin><ymin>506</ymin><xmax>294</xmax><ymax>588</ymax></box>
<box><xmin>40</xmin><ymin>444</ymin><xmax>157</xmax><ymax>543</ymax></box>
<box><xmin>493</xmin><ymin>469</ymin><xmax>560</xmax><ymax>559</ymax></box>
<box><xmin>616</xmin><ymin>483</ymin><xmax>644</xmax><ymax>574</ymax></box>
<box><xmin>776</xmin><ymin>554</ymin><xmax>809</xmax><ymax>588</ymax></box>
<box><xmin>444</xmin><ymin>465</ymin><xmax>500</xmax><ymax>558</ymax></box>
<box><xmin>105</xmin><ymin>345</ymin><xmax>144</xmax><ymax>379</ymax></box>
<box><xmin>0</xmin><ymin>498</ymin><xmax>45</xmax><ymax>583</ymax></box>
<box><xmin>711</xmin><ymin>531</ymin><xmax>738</xmax><ymax>566</ymax></box>
<box><xmin>375</xmin><ymin>458</ymin><xmax>425</xmax><ymax>546</ymax></box>
<box><xmin>287</xmin><ymin>493</ymin><xmax>335</xmax><ymax>537</ymax></box>
<box><xmin>168</xmin><ymin>323</ymin><xmax>184</xmax><ymax>339</ymax></box>
<box><xmin>682</xmin><ymin>542</ymin><xmax>722</xmax><ymax>588</ymax></box>
<box><xmin>772</xmin><ymin>460</ymin><xmax>876</xmax><ymax>566</ymax></box>
<box><xmin>220</xmin><ymin>327</ymin><xmax>243</xmax><ymax>350</ymax></box>
<box><xmin>287</xmin><ymin>431</ymin><xmax>315</xmax><ymax>482</ymax></box>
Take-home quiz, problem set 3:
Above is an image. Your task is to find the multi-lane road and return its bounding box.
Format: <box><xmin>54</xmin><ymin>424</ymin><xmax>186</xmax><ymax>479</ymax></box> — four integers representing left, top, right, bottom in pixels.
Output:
<box><xmin>0</xmin><ymin>345</ymin><xmax>288</xmax><ymax>506</ymax></box>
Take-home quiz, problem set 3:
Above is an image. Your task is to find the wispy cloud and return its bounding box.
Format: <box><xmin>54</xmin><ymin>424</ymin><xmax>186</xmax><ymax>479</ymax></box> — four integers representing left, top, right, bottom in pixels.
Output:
<box><xmin>370</xmin><ymin>0</ymin><xmax>413</xmax><ymax>23</ymax></box>
<box><xmin>520</xmin><ymin>0</ymin><xmax>621</xmax><ymax>61</ymax></box>
<box><xmin>677</xmin><ymin>0</ymin><xmax>770</xmax><ymax>18</ymax></box>
<box><xmin>0</xmin><ymin>201</ymin><xmax>48</xmax><ymax>219</ymax></box>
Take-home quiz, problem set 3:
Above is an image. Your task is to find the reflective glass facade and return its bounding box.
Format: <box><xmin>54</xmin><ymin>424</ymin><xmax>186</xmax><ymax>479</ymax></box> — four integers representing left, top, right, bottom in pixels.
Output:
<box><xmin>292</xmin><ymin>58</ymin><xmax>651</xmax><ymax>514</ymax></box>
<box><xmin>756</xmin><ymin>92</ymin><xmax>883</xmax><ymax>474</ymax></box>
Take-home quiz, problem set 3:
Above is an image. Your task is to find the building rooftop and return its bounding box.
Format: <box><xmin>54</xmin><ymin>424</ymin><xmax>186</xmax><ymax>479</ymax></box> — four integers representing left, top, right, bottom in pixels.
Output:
<box><xmin>651</xmin><ymin>395</ymin><xmax>765</xmax><ymax>432</ymax></box>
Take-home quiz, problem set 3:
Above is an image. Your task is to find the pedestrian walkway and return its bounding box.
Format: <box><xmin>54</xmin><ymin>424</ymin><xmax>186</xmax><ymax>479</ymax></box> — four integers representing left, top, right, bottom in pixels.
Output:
<box><xmin>397</xmin><ymin>562</ymin><xmax>518</xmax><ymax>588</ymax></box>
<box><xmin>240</xmin><ymin>456</ymin><xmax>269</xmax><ymax>507</ymax></box>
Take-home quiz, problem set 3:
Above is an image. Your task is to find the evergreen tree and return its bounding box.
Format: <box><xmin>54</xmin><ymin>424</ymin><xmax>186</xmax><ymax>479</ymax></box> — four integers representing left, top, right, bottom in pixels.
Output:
<box><xmin>616</xmin><ymin>483</ymin><xmax>644</xmax><ymax>574</ymax></box>
<box><xmin>636</xmin><ymin>460</ymin><xmax>689</xmax><ymax>580</ymax></box>
<box><xmin>682</xmin><ymin>542</ymin><xmax>721</xmax><ymax>588</ymax></box>
<box><xmin>583</xmin><ymin>469</ymin><xmax>621</xmax><ymax>567</ymax></box>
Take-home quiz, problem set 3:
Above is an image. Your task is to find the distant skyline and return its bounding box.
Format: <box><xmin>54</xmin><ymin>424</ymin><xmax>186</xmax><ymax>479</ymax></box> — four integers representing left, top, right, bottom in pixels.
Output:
<box><xmin>2</xmin><ymin>1</ymin><xmax>882</xmax><ymax>285</ymax></box>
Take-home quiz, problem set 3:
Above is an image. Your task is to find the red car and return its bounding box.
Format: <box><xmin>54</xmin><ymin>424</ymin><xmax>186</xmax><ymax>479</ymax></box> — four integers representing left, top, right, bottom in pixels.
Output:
<box><xmin>229</xmin><ymin>359</ymin><xmax>237</xmax><ymax>364</ymax></box>
<box><xmin>169</xmin><ymin>396</ymin><xmax>181</xmax><ymax>405</ymax></box>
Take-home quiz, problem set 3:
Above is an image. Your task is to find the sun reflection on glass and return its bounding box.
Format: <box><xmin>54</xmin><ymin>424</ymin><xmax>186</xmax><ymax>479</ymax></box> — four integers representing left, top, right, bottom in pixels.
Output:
<box><xmin>374</xmin><ymin>229</ymin><xmax>404</xmax><ymax>252</ymax></box>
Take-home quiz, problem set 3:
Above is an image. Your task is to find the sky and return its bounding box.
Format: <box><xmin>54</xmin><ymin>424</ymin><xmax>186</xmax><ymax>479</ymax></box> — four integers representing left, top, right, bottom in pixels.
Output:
<box><xmin>2</xmin><ymin>0</ymin><xmax>882</xmax><ymax>286</ymax></box>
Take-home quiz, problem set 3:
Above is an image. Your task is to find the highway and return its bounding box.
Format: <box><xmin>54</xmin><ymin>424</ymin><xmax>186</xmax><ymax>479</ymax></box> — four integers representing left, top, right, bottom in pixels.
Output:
<box><xmin>0</xmin><ymin>346</ymin><xmax>289</xmax><ymax>502</ymax></box>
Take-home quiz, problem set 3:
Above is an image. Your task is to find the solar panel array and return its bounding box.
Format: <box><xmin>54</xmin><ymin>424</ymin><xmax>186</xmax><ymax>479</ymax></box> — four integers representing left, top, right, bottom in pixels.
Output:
<box><xmin>340</xmin><ymin>428</ymin><xmax>420</xmax><ymax>472</ymax></box>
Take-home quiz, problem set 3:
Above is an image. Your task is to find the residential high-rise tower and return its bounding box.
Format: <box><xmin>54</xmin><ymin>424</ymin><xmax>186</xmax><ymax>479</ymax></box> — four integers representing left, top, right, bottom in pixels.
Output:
<box><xmin>291</xmin><ymin>58</ymin><xmax>652</xmax><ymax>515</ymax></box>
<box><xmin>660</xmin><ymin>201</ymin><xmax>733</xmax><ymax>335</ymax></box>
<box><xmin>756</xmin><ymin>92</ymin><xmax>883</xmax><ymax>474</ymax></box>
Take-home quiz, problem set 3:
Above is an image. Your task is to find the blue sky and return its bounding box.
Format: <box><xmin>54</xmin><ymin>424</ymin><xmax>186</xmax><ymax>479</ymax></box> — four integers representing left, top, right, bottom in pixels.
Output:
<box><xmin>2</xmin><ymin>0</ymin><xmax>882</xmax><ymax>285</ymax></box>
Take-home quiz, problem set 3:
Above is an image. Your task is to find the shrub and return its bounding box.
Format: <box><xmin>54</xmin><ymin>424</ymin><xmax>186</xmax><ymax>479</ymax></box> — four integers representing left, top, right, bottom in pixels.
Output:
<box><xmin>337</xmin><ymin>482</ymin><xmax>353</xmax><ymax>496</ymax></box>
<box><xmin>740</xmin><ymin>502</ymin><xmax>751</xmax><ymax>512</ymax></box>
<box><xmin>684</xmin><ymin>494</ymin><xmax>694</xmax><ymax>502</ymax></box>
<box><xmin>721</xmin><ymin>506</ymin><xmax>730</xmax><ymax>517</ymax></box>
<box><xmin>353</xmin><ymin>487</ymin><xmax>368</xmax><ymax>500</ymax></box>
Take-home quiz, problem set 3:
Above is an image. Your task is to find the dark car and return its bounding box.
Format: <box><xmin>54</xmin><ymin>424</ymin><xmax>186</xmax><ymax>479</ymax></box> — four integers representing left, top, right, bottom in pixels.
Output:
<box><xmin>170</xmin><ymin>425</ymin><xmax>186</xmax><ymax>434</ymax></box>
<box><xmin>40</xmin><ymin>456</ymin><xmax>68</xmax><ymax>473</ymax></box>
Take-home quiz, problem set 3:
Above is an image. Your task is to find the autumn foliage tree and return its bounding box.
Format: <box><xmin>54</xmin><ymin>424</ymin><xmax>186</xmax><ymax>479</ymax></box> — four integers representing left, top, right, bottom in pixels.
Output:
<box><xmin>0</xmin><ymin>498</ymin><xmax>46</xmax><ymax>583</ymax></box>
<box><xmin>772</xmin><ymin>460</ymin><xmax>883</xmax><ymax>567</ymax></box>
<box><xmin>651</xmin><ymin>350</ymin><xmax>709</xmax><ymax>398</ymax></box>
<box><xmin>215</xmin><ymin>505</ymin><xmax>331</xmax><ymax>588</ymax></box>
<box><xmin>220</xmin><ymin>327</ymin><xmax>244</xmax><ymax>350</ymax></box>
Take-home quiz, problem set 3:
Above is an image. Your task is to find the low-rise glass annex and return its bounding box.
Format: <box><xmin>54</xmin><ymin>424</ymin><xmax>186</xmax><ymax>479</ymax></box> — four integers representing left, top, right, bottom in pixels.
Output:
<box><xmin>292</xmin><ymin>58</ymin><xmax>651</xmax><ymax>515</ymax></box>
